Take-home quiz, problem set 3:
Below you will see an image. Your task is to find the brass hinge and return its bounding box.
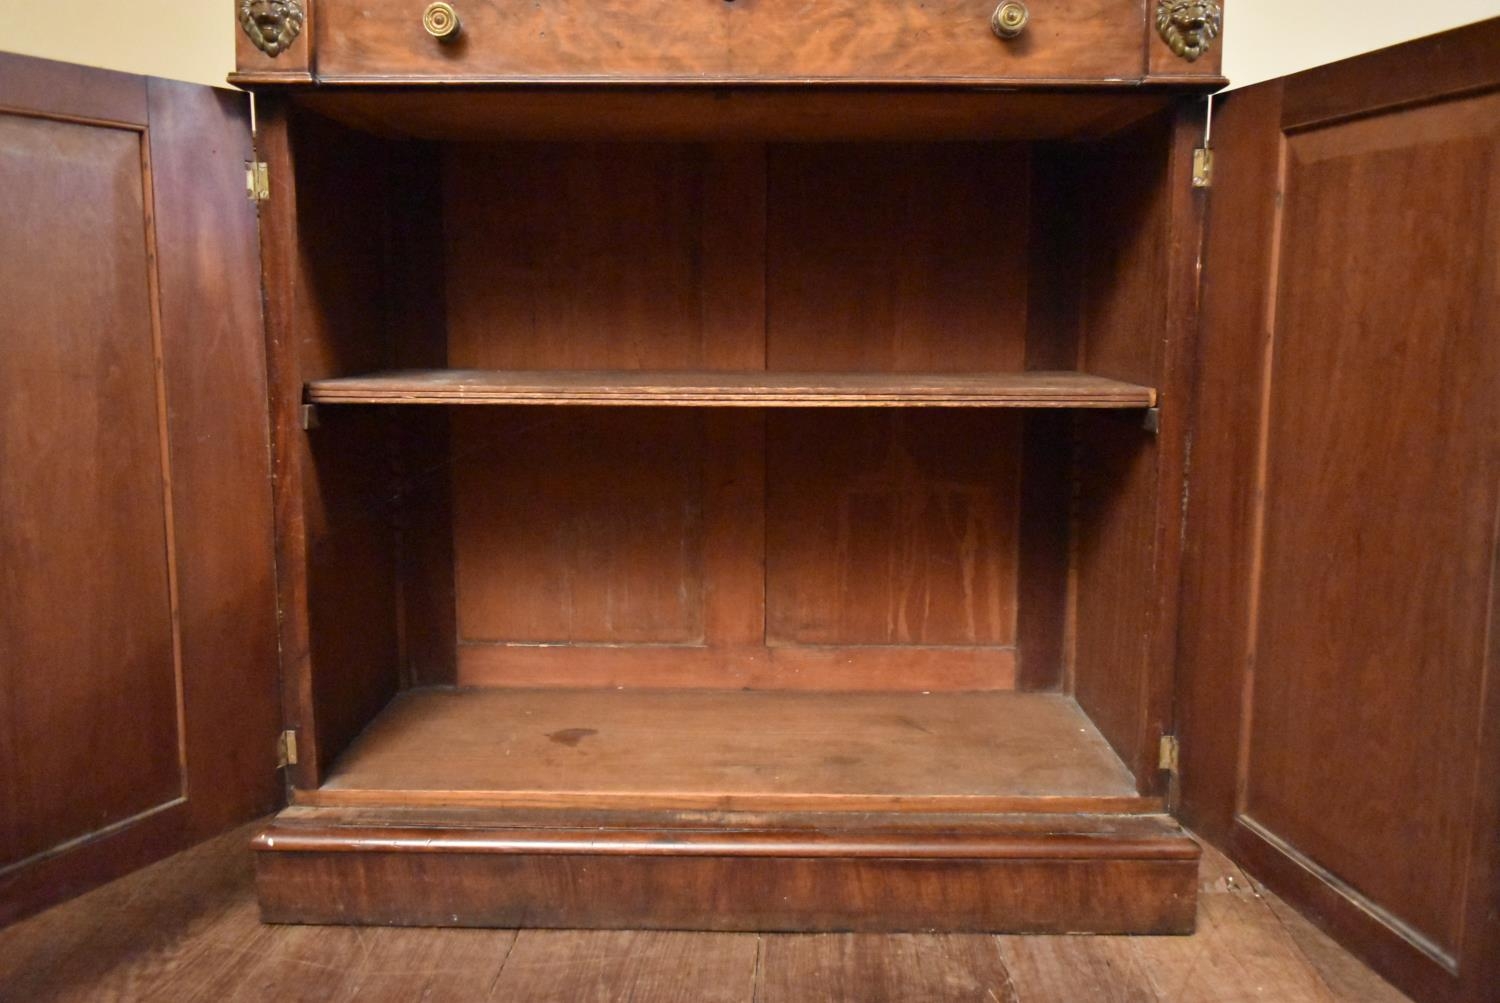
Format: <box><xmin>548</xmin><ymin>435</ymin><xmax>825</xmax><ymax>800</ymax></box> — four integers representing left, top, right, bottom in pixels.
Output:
<box><xmin>1159</xmin><ymin>734</ymin><xmax>1181</xmax><ymax>774</ymax></box>
<box><xmin>246</xmin><ymin>160</ymin><xmax>270</xmax><ymax>202</ymax></box>
<box><xmin>276</xmin><ymin>729</ymin><xmax>299</xmax><ymax>769</ymax></box>
<box><xmin>1192</xmin><ymin>148</ymin><xmax>1214</xmax><ymax>189</ymax></box>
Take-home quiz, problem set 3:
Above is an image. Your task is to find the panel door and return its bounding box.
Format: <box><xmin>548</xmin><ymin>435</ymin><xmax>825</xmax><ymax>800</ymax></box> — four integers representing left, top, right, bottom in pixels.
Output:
<box><xmin>0</xmin><ymin>54</ymin><xmax>281</xmax><ymax>924</ymax></box>
<box><xmin>1176</xmin><ymin>20</ymin><xmax>1500</xmax><ymax>1003</ymax></box>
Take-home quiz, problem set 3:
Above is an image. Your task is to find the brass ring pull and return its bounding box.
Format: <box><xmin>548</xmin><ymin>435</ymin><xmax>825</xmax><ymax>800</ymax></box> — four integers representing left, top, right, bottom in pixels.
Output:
<box><xmin>991</xmin><ymin>1</ymin><xmax>1029</xmax><ymax>39</ymax></box>
<box><xmin>423</xmin><ymin>2</ymin><xmax>462</xmax><ymax>40</ymax></box>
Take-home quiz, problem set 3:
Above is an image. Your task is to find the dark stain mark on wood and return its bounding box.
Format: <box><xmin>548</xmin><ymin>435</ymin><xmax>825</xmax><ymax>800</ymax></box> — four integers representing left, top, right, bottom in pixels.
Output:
<box><xmin>547</xmin><ymin>727</ymin><xmax>599</xmax><ymax>747</ymax></box>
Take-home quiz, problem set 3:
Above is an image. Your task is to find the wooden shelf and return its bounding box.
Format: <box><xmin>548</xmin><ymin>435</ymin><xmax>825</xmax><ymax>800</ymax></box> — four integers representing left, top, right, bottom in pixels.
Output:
<box><xmin>305</xmin><ymin>369</ymin><xmax>1157</xmax><ymax>409</ymax></box>
<box><xmin>306</xmin><ymin>687</ymin><xmax>1152</xmax><ymax>814</ymax></box>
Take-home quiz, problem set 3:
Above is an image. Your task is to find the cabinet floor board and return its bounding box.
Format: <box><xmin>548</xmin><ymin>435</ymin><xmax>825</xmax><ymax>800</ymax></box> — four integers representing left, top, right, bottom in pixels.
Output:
<box><xmin>305</xmin><ymin>688</ymin><xmax>1143</xmax><ymax>813</ymax></box>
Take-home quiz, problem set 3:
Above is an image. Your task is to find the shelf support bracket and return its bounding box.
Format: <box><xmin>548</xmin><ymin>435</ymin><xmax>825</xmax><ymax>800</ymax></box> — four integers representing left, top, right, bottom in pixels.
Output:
<box><xmin>1142</xmin><ymin>407</ymin><xmax>1162</xmax><ymax>434</ymax></box>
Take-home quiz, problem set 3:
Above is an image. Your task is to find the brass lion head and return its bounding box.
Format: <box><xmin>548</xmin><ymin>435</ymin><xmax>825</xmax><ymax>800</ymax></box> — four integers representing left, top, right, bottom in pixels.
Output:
<box><xmin>1156</xmin><ymin>0</ymin><xmax>1222</xmax><ymax>62</ymax></box>
<box><xmin>239</xmin><ymin>0</ymin><xmax>305</xmax><ymax>57</ymax></box>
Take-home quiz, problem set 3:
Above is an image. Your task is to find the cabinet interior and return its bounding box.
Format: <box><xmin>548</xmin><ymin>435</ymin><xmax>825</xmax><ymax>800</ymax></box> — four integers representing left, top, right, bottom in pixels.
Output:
<box><xmin>282</xmin><ymin>102</ymin><xmax>1183</xmax><ymax>814</ymax></box>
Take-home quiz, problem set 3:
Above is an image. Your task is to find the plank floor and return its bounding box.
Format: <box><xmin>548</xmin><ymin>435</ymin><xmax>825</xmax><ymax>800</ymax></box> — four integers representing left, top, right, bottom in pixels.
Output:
<box><xmin>0</xmin><ymin>823</ymin><xmax>1410</xmax><ymax>1003</ymax></box>
<box><xmin>310</xmin><ymin>688</ymin><xmax>1149</xmax><ymax>813</ymax></box>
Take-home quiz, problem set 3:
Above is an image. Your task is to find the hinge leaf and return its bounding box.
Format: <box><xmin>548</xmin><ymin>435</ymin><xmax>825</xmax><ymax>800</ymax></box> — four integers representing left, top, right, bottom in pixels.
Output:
<box><xmin>276</xmin><ymin>729</ymin><xmax>299</xmax><ymax>768</ymax></box>
<box><xmin>1158</xmin><ymin>734</ymin><xmax>1180</xmax><ymax>774</ymax></box>
<box><xmin>1192</xmin><ymin>148</ymin><xmax>1214</xmax><ymax>189</ymax></box>
<box><xmin>246</xmin><ymin>160</ymin><xmax>270</xmax><ymax>202</ymax></box>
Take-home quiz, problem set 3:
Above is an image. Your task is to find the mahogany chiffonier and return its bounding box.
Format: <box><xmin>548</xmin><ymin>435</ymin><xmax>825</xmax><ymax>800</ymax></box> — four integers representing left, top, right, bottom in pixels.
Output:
<box><xmin>2</xmin><ymin>5</ymin><xmax>1497</xmax><ymax>1000</ymax></box>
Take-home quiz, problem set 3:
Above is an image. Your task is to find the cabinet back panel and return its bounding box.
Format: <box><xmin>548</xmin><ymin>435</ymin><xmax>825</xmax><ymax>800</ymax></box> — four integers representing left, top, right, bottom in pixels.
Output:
<box><xmin>454</xmin><ymin>409</ymin><xmax>712</xmax><ymax>645</ymax></box>
<box><xmin>766</xmin><ymin>411</ymin><xmax>1020</xmax><ymax>647</ymax></box>
<box><xmin>442</xmin><ymin>142</ymin><xmax>1033</xmax><ymax>690</ymax></box>
<box><xmin>767</xmin><ymin>143</ymin><xmax>1030</xmax><ymax>372</ymax></box>
<box><xmin>1066</xmin><ymin>112</ymin><xmax>1198</xmax><ymax>785</ymax></box>
<box><xmin>0</xmin><ymin>113</ymin><xmax>182</xmax><ymax>864</ymax></box>
<box><xmin>446</xmin><ymin>143</ymin><xmax>765</xmax><ymax>371</ymax></box>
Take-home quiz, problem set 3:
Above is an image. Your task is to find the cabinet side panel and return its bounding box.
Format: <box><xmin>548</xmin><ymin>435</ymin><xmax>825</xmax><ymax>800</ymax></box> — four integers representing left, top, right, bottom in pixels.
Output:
<box><xmin>1070</xmin><ymin>110</ymin><xmax>1203</xmax><ymax>786</ymax></box>
<box><xmin>258</xmin><ymin>103</ymin><xmax>402</xmax><ymax>783</ymax></box>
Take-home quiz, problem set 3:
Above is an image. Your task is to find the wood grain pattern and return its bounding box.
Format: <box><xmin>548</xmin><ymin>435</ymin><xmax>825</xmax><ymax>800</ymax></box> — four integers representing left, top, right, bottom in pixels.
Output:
<box><xmin>767</xmin><ymin>411</ymin><xmax>1021</xmax><ymax>649</ymax></box>
<box><xmin>758</xmin><ymin>934</ymin><xmax>1019</xmax><ymax>1002</ymax></box>
<box><xmin>1179</xmin><ymin>25</ymin><xmax>1500</xmax><ymax>1003</ymax></box>
<box><xmin>0</xmin><ymin>50</ymin><xmax>147</xmax><ymax>126</ymax></box>
<box><xmin>442</xmin><ymin>144</ymin><xmax>770</xmax><ymax>683</ymax></box>
<box><xmin>1174</xmin><ymin>81</ymin><xmax>1283</xmax><ymax>848</ymax></box>
<box><xmin>0</xmin><ymin>56</ymin><xmax>279</xmax><ymax>925</ymax></box>
<box><xmin>1069</xmin><ymin>107</ymin><xmax>1205</xmax><ymax>788</ymax></box>
<box><xmin>255</xmin><ymin>102</ymin><xmax>404</xmax><ymax>786</ymax></box>
<box><xmin>254</xmin><ymin>806</ymin><xmax>1197</xmax><ymax>932</ymax></box>
<box><xmin>309</xmin><ymin>688</ymin><xmax>1141</xmax><ymax>811</ymax></box>
<box><xmin>386</xmin><ymin>141</ymin><xmax>458</xmax><ymax>687</ymax></box>
<box><xmin>454</xmin><ymin>410</ymin><xmax>711</xmax><ymax>646</ymax></box>
<box><xmin>445</xmin><ymin>143</ymin><xmax>765</xmax><ymax>372</ymax></box>
<box><xmin>0</xmin><ymin>104</ymin><xmax>182</xmax><ymax>871</ymax></box>
<box><xmin>309</xmin><ymin>0</ymin><xmax>1151</xmax><ymax>84</ymax></box>
<box><xmin>0</xmin><ymin>824</ymin><xmax>1399</xmax><ymax>1002</ymax></box>
<box><xmin>491</xmin><ymin>930</ymin><xmax>757</xmax><ymax>1003</ymax></box>
<box><xmin>309</xmin><ymin>369</ymin><xmax>1157</xmax><ymax>407</ymax></box>
<box><xmin>767</xmin><ymin>143</ymin><xmax>1030</xmax><ymax>374</ymax></box>
<box><xmin>143</xmin><ymin>77</ymin><xmax>283</xmax><ymax>839</ymax></box>
<box><xmin>1240</xmin><ymin>89</ymin><xmax>1500</xmax><ymax>962</ymax></box>
<box><xmin>455</xmin><ymin>643</ymin><xmax>1017</xmax><ymax>692</ymax></box>
<box><xmin>1278</xmin><ymin>17</ymin><xmax>1500</xmax><ymax>132</ymax></box>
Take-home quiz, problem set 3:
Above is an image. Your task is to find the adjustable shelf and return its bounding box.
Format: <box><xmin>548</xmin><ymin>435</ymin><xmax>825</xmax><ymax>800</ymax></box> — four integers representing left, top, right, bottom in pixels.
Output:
<box><xmin>305</xmin><ymin>369</ymin><xmax>1157</xmax><ymax>409</ymax></box>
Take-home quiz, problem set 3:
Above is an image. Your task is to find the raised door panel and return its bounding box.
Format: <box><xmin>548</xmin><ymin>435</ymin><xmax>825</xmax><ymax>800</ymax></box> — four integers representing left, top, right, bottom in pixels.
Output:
<box><xmin>1244</xmin><ymin>92</ymin><xmax>1499</xmax><ymax>960</ymax></box>
<box><xmin>0</xmin><ymin>104</ymin><xmax>182</xmax><ymax>868</ymax></box>
<box><xmin>1178</xmin><ymin>21</ymin><xmax>1500</xmax><ymax>1003</ymax></box>
<box><xmin>0</xmin><ymin>55</ymin><xmax>281</xmax><ymax>924</ymax></box>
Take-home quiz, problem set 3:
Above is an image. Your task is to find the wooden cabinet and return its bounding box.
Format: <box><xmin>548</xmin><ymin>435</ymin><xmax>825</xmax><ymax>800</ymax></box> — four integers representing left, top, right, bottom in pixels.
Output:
<box><xmin>3</xmin><ymin>7</ymin><xmax>1498</xmax><ymax>1001</ymax></box>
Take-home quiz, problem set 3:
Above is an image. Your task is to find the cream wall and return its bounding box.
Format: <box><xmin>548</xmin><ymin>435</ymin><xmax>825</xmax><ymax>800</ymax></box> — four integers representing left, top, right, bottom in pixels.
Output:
<box><xmin>0</xmin><ymin>1</ymin><xmax>1497</xmax><ymax>91</ymax></box>
<box><xmin>1222</xmin><ymin>0</ymin><xmax>1500</xmax><ymax>88</ymax></box>
<box><xmin>0</xmin><ymin>0</ymin><xmax>236</xmax><ymax>89</ymax></box>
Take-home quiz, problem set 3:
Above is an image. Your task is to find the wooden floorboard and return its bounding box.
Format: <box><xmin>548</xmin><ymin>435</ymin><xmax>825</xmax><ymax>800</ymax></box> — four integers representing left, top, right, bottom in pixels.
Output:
<box><xmin>0</xmin><ymin>821</ymin><xmax>1409</xmax><ymax>1003</ymax></box>
<box><xmin>493</xmin><ymin>930</ymin><xmax>757</xmax><ymax>1003</ymax></box>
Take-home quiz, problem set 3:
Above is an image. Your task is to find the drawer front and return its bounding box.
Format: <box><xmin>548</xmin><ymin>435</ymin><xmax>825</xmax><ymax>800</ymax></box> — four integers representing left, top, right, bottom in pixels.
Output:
<box><xmin>314</xmin><ymin>0</ymin><xmax>1149</xmax><ymax>83</ymax></box>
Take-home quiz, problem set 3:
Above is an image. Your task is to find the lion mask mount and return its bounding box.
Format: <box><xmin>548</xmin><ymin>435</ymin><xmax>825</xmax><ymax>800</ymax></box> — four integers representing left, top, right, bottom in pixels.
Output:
<box><xmin>240</xmin><ymin>0</ymin><xmax>305</xmax><ymax>58</ymax></box>
<box><xmin>1156</xmin><ymin>0</ymin><xmax>1223</xmax><ymax>62</ymax></box>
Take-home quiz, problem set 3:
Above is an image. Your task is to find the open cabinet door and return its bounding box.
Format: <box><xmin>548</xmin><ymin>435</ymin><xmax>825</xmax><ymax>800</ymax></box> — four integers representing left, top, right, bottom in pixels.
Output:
<box><xmin>1176</xmin><ymin>21</ymin><xmax>1500</xmax><ymax>1003</ymax></box>
<box><xmin>0</xmin><ymin>54</ymin><xmax>281</xmax><ymax>924</ymax></box>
